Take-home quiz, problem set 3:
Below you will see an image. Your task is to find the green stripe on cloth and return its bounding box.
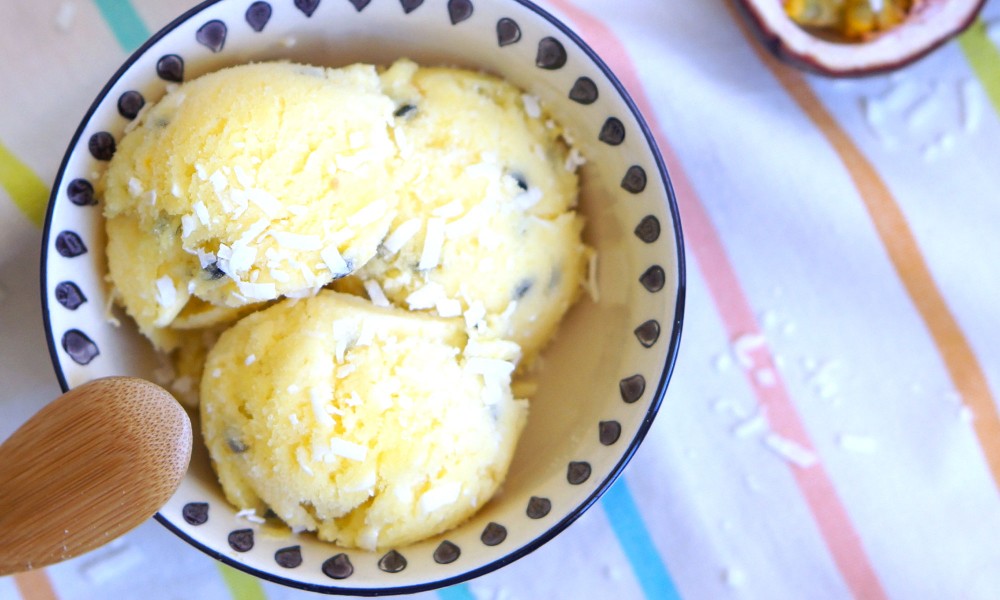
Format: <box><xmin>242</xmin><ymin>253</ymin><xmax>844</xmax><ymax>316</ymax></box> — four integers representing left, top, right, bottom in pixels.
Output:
<box><xmin>216</xmin><ymin>564</ymin><xmax>268</xmax><ymax>600</ymax></box>
<box><xmin>91</xmin><ymin>0</ymin><xmax>150</xmax><ymax>53</ymax></box>
<box><xmin>0</xmin><ymin>140</ymin><xmax>48</xmax><ymax>228</ymax></box>
<box><xmin>958</xmin><ymin>19</ymin><xmax>1000</xmax><ymax>116</ymax></box>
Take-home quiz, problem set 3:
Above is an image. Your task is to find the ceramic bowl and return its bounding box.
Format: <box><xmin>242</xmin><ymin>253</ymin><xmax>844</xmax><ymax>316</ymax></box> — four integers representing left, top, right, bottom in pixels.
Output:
<box><xmin>41</xmin><ymin>0</ymin><xmax>685</xmax><ymax>594</ymax></box>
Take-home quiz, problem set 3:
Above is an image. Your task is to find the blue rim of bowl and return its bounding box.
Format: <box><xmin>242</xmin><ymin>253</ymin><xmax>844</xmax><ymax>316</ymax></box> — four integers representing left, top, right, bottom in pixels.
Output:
<box><xmin>39</xmin><ymin>0</ymin><xmax>687</xmax><ymax>595</ymax></box>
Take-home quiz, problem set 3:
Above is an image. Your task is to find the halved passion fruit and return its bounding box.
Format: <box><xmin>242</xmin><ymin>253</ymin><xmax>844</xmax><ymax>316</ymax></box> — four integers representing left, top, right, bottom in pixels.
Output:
<box><xmin>735</xmin><ymin>0</ymin><xmax>986</xmax><ymax>76</ymax></box>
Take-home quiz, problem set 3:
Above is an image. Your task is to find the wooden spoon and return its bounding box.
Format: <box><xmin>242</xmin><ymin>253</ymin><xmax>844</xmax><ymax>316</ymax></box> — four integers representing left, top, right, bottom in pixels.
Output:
<box><xmin>0</xmin><ymin>377</ymin><xmax>192</xmax><ymax>575</ymax></box>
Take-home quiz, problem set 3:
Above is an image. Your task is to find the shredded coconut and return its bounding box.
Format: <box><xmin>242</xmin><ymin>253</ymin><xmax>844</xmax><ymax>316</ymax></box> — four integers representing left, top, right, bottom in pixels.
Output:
<box><xmin>342</xmin><ymin>470</ymin><xmax>377</xmax><ymax>493</ymax></box>
<box><xmin>733</xmin><ymin>413</ymin><xmax>768</xmax><ymax>439</ymax></box>
<box><xmin>464</xmin><ymin>301</ymin><xmax>488</xmax><ymax>332</ymax></box>
<box><xmin>465</xmin><ymin>339</ymin><xmax>522</xmax><ymax>363</ymax></box>
<box><xmin>236</xmin><ymin>508</ymin><xmax>266</xmax><ymax>524</ymax></box>
<box><xmin>406</xmin><ymin>282</ymin><xmax>447</xmax><ymax>310</ymax></box>
<box><xmin>320</xmin><ymin>245</ymin><xmax>350</xmax><ymax>277</ymax></box>
<box><xmin>754</xmin><ymin>368</ymin><xmax>777</xmax><ymax>387</ymax></box>
<box><xmin>336</xmin><ymin>363</ymin><xmax>357</xmax><ymax>379</ymax></box>
<box><xmin>233</xmin><ymin>165</ymin><xmax>253</xmax><ymax>188</ymax></box>
<box><xmin>466</xmin><ymin>357</ymin><xmax>516</xmax><ymax>382</ymax></box>
<box><xmin>196</xmin><ymin>248</ymin><xmax>216</xmax><ymax>269</ymax></box>
<box><xmin>357</xmin><ymin>527</ymin><xmax>379</xmax><ymax>552</ymax></box>
<box><xmin>521</xmin><ymin>94</ymin><xmax>542</xmax><ymax>119</ymax></box>
<box><xmin>228</xmin><ymin>244</ymin><xmax>258</xmax><ymax>276</ymax></box>
<box><xmin>180</xmin><ymin>214</ymin><xmax>197</xmax><ymax>239</ymax></box>
<box><xmin>436</xmin><ymin>297</ymin><xmax>463</xmax><ymax>318</ymax></box>
<box><xmin>348</xmin><ymin>131</ymin><xmax>367</xmax><ymax>149</ymax></box>
<box><xmin>127</xmin><ymin>177</ymin><xmax>144</xmax><ymax>198</ymax></box>
<box><xmin>499</xmin><ymin>300</ymin><xmax>518</xmax><ymax>323</ymax></box>
<box><xmin>209</xmin><ymin>170</ymin><xmax>229</xmax><ymax>197</ymax></box>
<box><xmin>565</xmin><ymin>147</ymin><xmax>587</xmax><ymax>172</ymax></box>
<box><xmin>239</xmin><ymin>219</ymin><xmax>271</xmax><ymax>244</ymax></box>
<box><xmin>513</xmin><ymin>187</ymin><xmax>543</xmax><ymax>211</ymax></box>
<box><xmin>332</xmin><ymin>319</ymin><xmax>358</xmax><ymax>362</ymax></box>
<box><xmin>363</xmin><ymin>279</ymin><xmax>391</xmax><ymax>308</ymax></box>
<box><xmin>246</xmin><ymin>188</ymin><xmax>282</xmax><ymax>218</ymax></box>
<box><xmin>731</xmin><ymin>333</ymin><xmax>767</xmax><ymax>368</ymax></box>
<box><xmin>327</xmin><ymin>437</ymin><xmax>368</xmax><ymax>462</ymax></box>
<box><xmin>348</xmin><ymin>198</ymin><xmax>388</xmax><ymax>228</ymax></box>
<box><xmin>226</xmin><ymin>188</ymin><xmax>249</xmax><ymax>218</ymax></box>
<box><xmin>763</xmin><ymin>434</ymin><xmax>817</xmax><ymax>468</ymax></box>
<box><xmin>237</xmin><ymin>281</ymin><xmax>275</xmax><ymax>300</ymax></box>
<box><xmin>432</xmin><ymin>199</ymin><xmax>466</xmax><ymax>219</ymax></box>
<box><xmin>124</xmin><ymin>105</ymin><xmax>152</xmax><ymax>135</ymax></box>
<box><xmin>419</xmin><ymin>218</ymin><xmax>446</xmax><ymax>270</ymax></box>
<box><xmin>192</xmin><ymin>201</ymin><xmax>210</xmax><ymax>226</ymax></box>
<box><xmin>310</xmin><ymin>387</ymin><xmax>335</xmax><ymax>428</ymax></box>
<box><xmin>271</xmin><ymin>231</ymin><xmax>322</xmax><ymax>251</ymax></box>
<box><xmin>356</xmin><ymin>321</ymin><xmax>376</xmax><ymax>347</ymax></box>
<box><xmin>154</xmin><ymin>276</ymin><xmax>177</xmax><ymax>308</ymax></box>
<box><xmin>419</xmin><ymin>482</ymin><xmax>462</xmax><ymax>514</ymax></box>
<box><xmin>381</xmin><ymin>218</ymin><xmax>422</xmax><ymax>255</ymax></box>
<box><xmin>296</xmin><ymin>447</ymin><xmax>314</xmax><ymax>475</ymax></box>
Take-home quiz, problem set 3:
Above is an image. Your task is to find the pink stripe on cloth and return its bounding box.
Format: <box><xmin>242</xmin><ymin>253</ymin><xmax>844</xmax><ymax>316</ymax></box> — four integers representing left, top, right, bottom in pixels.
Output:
<box><xmin>545</xmin><ymin>1</ymin><xmax>888</xmax><ymax>598</ymax></box>
<box><xmin>13</xmin><ymin>570</ymin><xmax>58</xmax><ymax>600</ymax></box>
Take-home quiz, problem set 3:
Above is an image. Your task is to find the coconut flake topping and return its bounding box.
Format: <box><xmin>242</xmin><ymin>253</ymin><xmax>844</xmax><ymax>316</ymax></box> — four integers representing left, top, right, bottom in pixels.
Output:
<box><xmin>155</xmin><ymin>276</ymin><xmax>177</xmax><ymax>308</ymax></box>
<box><xmin>271</xmin><ymin>232</ymin><xmax>322</xmax><ymax>251</ymax></box>
<box><xmin>348</xmin><ymin>198</ymin><xmax>388</xmax><ymax>228</ymax></box>
<box><xmin>419</xmin><ymin>482</ymin><xmax>462</xmax><ymax>514</ymax></box>
<box><xmin>381</xmin><ymin>218</ymin><xmax>422</xmax><ymax>255</ymax></box>
<box><xmin>327</xmin><ymin>438</ymin><xmax>368</xmax><ymax>462</ymax></box>
<box><xmin>246</xmin><ymin>188</ymin><xmax>282</xmax><ymax>218</ymax></box>
<box><xmin>419</xmin><ymin>218</ymin><xmax>446</xmax><ymax>270</ymax></box>
<box><xmin>321</xmin><ymin>246</ymin><xmax>350</xmax><ymax>277</ymax></box>
<box><xmin>363</xmin><ymin>279</ymin><xmax>391</xmax><ymax>308</ymax></box>
<box><xmin>406</xmin><ymin>282</ymin><xmax>446</xmax><ymax>310</ymax></box>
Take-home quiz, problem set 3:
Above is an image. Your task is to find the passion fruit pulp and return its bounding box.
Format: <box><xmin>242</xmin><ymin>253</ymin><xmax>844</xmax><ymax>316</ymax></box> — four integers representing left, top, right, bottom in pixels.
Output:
<box><xmin>786</xmin><ymin>0</ymin><xmax>913</xmax><ymax>40</ymax></box>
<box><xmin>735</xmin><ymin>0</ymin><xmax>986</xmax><ymax>77</ymax></box>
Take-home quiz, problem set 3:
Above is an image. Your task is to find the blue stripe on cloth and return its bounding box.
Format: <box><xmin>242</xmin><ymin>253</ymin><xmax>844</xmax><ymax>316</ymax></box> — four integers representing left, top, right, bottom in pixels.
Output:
<box><xmin>437</xmin><ymin>582</ymin><xmax>476</xmax><ymax>600</ymax></box>
<box><xmin>91</xmin><ymin>0</ymin><xmax>150</xmax><ymax>53</ymax></box>
<box><xmin>601</xmin><ymin>478</ymin><xmax>682</xmax><ymax>600</ymax></box>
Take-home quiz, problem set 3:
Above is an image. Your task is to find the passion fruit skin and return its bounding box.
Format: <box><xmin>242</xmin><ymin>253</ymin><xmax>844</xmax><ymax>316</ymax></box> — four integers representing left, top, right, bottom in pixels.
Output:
<box><xmin>732</xmin><ymin>0</ymin><xmax>987</xmax><ymax>77</ymax></box>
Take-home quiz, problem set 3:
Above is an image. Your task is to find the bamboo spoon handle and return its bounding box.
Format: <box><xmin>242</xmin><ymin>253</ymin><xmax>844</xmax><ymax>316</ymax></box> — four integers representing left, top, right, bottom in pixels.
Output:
<box><xmin>0</xmin><ymin>377</ymin><xmax>192</xmax><ymax>575</ymax></box>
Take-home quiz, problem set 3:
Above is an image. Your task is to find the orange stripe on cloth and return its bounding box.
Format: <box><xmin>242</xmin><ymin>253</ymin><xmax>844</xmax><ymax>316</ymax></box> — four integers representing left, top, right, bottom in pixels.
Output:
<box><xmin>725</xmin><ymin>1</ymin><xmax>1000</xmax><ymax>504</ymax></box>
<box><xmin>14</xmin><ymin>570</ymin><xmax>58</xmax><ymax>600</ymax></box>
<box><xmin>547</xmin><ymin>1</ymin><xmax>888</xmax><ymax>598</ymax></box>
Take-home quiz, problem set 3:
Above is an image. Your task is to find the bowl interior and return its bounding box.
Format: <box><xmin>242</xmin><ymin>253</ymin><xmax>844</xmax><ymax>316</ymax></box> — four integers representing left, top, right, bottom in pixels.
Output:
<box><xmin>42</xmin><ymin>0</ymin><xmax>684</xmax><ymax>594</ymax></box>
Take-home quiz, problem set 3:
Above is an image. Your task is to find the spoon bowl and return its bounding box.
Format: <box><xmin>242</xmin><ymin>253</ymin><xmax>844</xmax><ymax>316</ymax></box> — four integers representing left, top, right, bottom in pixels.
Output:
<box><xmin>0</xmin><ymin>377</ymin><xmax>191</xmax><ymax>575</ymax></box>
